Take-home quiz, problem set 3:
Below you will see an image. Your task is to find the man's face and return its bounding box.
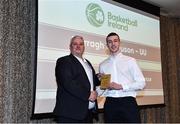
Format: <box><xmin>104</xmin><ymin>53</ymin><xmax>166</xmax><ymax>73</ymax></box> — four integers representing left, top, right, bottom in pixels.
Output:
<box><xmin>70</xmin><ymin>37</ymin><xmax>85</xmax><ymax>57</ymax></box>
<box><xmin>106</xmin><ymin>35</ymin><xmax>120</xmax><ymax>54</ymax></box>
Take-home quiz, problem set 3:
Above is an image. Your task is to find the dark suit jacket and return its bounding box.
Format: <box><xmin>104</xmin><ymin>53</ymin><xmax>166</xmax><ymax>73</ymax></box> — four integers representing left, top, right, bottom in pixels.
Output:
<box><xmin>53</xmin><ymin>54</ymin><xmax>100</xmax><ymax>120</ymax></box>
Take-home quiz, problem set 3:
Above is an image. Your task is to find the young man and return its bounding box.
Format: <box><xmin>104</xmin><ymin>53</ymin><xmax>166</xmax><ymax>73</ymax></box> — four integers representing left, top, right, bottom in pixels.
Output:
<box><xmin>54</xmin><ymin>35</ymin><xmax>100</xmax><ymax>123</ymax></box>
<box><xmin>99</xmin><ymin>32</ymin><xmax>146</xmax><ymax>123</ymax></box>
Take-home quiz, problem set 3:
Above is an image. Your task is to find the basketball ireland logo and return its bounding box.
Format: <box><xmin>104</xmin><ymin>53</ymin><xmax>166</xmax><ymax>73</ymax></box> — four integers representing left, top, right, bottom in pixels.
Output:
<box><xmin>86</xmin><ymin>3</ymin><xmax>105</xmax><ymax>27</ymax></box>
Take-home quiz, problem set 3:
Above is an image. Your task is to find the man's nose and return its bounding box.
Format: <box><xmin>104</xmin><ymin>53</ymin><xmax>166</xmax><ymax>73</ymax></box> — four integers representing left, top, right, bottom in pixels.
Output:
<box><xmin>76</xmin><ymin>45</ymin><xmax>81</xmax><ymax>48</ymax></box>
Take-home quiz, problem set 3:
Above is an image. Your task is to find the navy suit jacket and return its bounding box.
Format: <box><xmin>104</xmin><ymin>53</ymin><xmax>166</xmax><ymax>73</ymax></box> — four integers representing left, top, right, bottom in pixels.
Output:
<box><xmin>53</xmin><ymin>54</ymin><xmax>100</xmax><ymax>120</ymax></box>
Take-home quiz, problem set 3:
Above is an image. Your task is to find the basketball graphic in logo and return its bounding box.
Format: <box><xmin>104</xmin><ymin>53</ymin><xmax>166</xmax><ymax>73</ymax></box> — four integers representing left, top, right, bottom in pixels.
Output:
<box><xmin>86</xmin><ymin>3</ymin><xmax>105</xmax><ymax>27</ymax></box>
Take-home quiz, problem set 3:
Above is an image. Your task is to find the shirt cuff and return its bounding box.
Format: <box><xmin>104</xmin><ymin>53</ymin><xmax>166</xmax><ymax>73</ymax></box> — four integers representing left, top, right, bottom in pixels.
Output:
<box><xmin>121</xmin><ymin>83</ymin><xmax>129</xmax><ymax>91</ymax></box>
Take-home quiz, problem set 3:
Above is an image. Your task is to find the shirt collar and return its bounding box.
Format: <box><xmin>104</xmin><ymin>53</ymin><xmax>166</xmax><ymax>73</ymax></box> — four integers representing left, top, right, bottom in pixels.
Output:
<box><xmin>73</xmin><ymin>54</ymin><xmax>87</xmax><ymax>63</ymax></box>
<box><xmin>109</xmin><ymin>52</ymin><xmax>123</xmax><ymax>60</ymax></box>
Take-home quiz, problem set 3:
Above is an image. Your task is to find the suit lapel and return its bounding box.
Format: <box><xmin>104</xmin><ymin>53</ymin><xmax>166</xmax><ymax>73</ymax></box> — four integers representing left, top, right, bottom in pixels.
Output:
<box><xmin>85</xmin><ymin>59</ymin><xmax>97</xmax><ymax>90</ymax></box>
<box><xmin>69</xmin><ymin>54</ymin><xmax>91</xmax><ymax>89</ymax></box>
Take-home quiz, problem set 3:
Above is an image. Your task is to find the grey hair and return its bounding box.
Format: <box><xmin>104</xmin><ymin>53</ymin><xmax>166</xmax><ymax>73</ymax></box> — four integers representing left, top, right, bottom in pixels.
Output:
<box><xmin>70</xmin><ymin>35</ymin><xmax>84</xmax><ymax>46</ymax></box>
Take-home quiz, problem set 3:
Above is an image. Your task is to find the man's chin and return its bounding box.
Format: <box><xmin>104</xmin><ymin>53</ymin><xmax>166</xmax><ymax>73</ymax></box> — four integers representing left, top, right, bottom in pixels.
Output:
<box><xmin>111</xmin><ymin>49</ymin><xmax>118</xmax><ymax>52</ymax></box>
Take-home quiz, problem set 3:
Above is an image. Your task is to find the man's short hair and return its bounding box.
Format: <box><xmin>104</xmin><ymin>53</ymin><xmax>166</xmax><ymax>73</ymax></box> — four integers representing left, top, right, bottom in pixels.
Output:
<box><xmin>106</xmin><ymin>32</ymin><xmax>120</xmax><ymax>43</ymax></box>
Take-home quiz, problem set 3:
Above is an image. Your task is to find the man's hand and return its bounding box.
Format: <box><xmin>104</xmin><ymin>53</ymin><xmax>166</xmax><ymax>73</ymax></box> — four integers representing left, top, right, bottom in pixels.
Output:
<box><xmin>108</xmin><ymin>82</ymin><xmax>123</xmax><ymax>90</ymax></box>
<box><xmin>88</xmin><ymin>91</ymin><xmax>98</xmax><ymax>102</ymax></box>
<box><xmin>96</xmin><ymin>73</ymin><xmax>104</xmax><ymax>80</ymax></box>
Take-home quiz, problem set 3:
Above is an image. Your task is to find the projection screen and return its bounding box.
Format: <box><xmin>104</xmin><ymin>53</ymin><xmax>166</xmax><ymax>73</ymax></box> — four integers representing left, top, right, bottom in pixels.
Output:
<box><xmin>33</xmin><ymin>0</ymin><xmax>164</xmax><ymax>115</ymax></box>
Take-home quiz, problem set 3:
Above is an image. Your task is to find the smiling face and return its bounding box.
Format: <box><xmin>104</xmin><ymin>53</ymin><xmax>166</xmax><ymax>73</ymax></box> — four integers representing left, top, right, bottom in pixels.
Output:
<box><xmin>106</xmin><ymin>35</ymin><xmax>120</xmax><ymax>54</ymax></box>
<box><xmin>70</xmin><ymin>36</ymin><xmax>85</xmax><ymax>58</ymax></box>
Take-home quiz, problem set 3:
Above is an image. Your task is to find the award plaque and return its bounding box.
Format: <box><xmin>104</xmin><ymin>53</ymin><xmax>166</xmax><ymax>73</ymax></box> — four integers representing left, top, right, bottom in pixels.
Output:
<box><xmin>100</xmin><ymin>74</ymin><xmax>111</xmax><ymax>89</ymax></box>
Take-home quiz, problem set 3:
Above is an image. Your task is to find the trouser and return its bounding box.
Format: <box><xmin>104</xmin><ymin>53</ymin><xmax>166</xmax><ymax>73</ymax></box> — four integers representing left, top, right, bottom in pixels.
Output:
<box><xmin>104</xmin><ymin>96</ymin><xmax>141</xmax><ymax>123</ymax></box>
<box><xmin>56</xmin><ymin>109</ymin><xmax>94</xmax><ymax>123</ymax></box>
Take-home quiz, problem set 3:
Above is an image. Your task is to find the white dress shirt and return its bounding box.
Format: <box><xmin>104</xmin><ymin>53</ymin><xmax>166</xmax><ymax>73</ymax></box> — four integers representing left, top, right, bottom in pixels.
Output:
<box><xmin>99</xmin><ymin>52</ymin><xmax>145</xmax><ymax>98</ymax></box>
<box><xmin>74</xmin><ymin>55</ymin><xmax>95</xmax><ymax>109</ymax></box>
